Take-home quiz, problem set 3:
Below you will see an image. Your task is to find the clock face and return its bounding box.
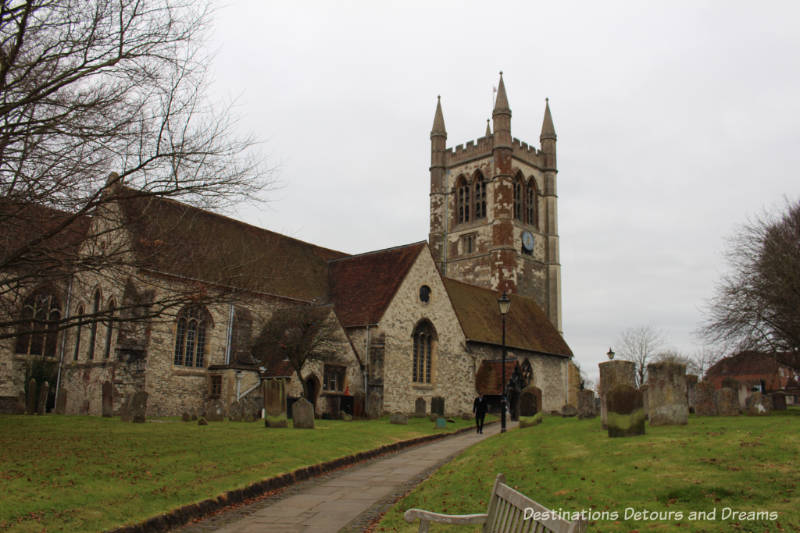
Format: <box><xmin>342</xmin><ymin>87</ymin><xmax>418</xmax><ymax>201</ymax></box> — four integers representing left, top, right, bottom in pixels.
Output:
<box><xmin>522</xmin><ymin>231</ymin><xmax>534</xmax><ymax>252</ymax></box>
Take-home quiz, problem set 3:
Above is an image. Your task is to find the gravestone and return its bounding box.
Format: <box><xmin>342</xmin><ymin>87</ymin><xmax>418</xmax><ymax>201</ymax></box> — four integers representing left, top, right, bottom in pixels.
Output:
<box><xmin>55</xmin><ymin>389</ymin><xmax>67</xmax><ymax>415</ymax></box>
<box><xmin>26</xmin><ymin>378</ymin><xmax>37</xmax><ymax>415</ymax></box>
<box><xmin>599</xmin><ymin>360</ymin><xmax>636</xmax><ymax>428</ymax></box>
<box><xmin>366</xmin><ymin>391</ymin><xmax>382</xmax><ymax>419</ymax></box>
<box><xmin>430</xmin><ymin>396</ymin><xmax>445</xmax><ymax>417</ymax></box>
<box><xmin>228</xmin><ymin>399</ymin><xmax>243</xmax><ymax>422</ymax></box>
<box><xmin>646</xmin><ymin>362</ymin><xmax>688</xmax><ymax>426</ymax></box>
<box><xmin>561</xmin><ymin>404</ymin><xmax>577</xmax><ymax>417</ymax></box>
<box><xmin>435</xmin><ymin>417</ymin><xmax>446</xmax><ymax>429</ymax></box>
<box><xmin>205</xmin><ymin>399</ymin><xmax>225</xmax><ymax>422</ymax></box>
<box><xmin>390</xmin><ymin>413</ymin><xmax>408</xmax><ymax>425</ymax></box>
<box><xmin>197</xmin><ymin>417</ymin><xmax>208</xmax><ymax>426</ymax></box>
<box><xmin>414</xmin><ymin>397</ymin><xmax>426</xmax><ymax>417</ymax></box>
<box><xmin>686</xmin><ymin>374</ymin><xmax>698</xmax><ymax>413</ymax></box>
<box><xmin>181</xmin><ymin>411</ymin><xmax>191</xmax><ymax>422</ymax></box>
<box><xmin>119</xmin><ymin>395</ymin><xmax>133</xmax><ymax>422</ymax></box>
<box><xmin>578</xmin><ymin>389</ymin><xmax>596</xmax><ymax>419</ymax></box>
<box><xmin>264</xmin><ymin>379</ymin><xmax>288</xmax><ymax>427</ymax></box>
<box><xmin>37</xmin><ymin>381</ymin><xmax>49</xmax><ymax>415</ymax></box>
<box><xmin>241</xmin><ymin>396</ymin><xmax>260</xmax><ymax>422</ymax></box>
<box><xmin>694</xmin><ymin>381</ymin><xmax>717</xmax><ymax>416</ymax></box>
<box><xmin>745</xmin><ymin>392</ymin><xmax>772</xmax><ymax>416</ymax></box>
<box><xmin>519</xmin><ymin>386</ymin><xmax>542</xmax><ymax>417</ymax></box>
<box><xmin>714</xmin><ymin>387</ymin><xmax>739</xmax><ymax>416</ymax></box>
<box><xmin>292</xmin><ymin>398</ymin><xmax>315</xmax><ymax>429</ymax></box>
<box><xmin>130</xmin><ymin>391</ymin><xmax>148</xmax><ymax>423</ymax></box>
<box><xmin>770</xmin><ymin>392</ymin><xmax>787</xmax><ymax>411</ymax></box>
<box><xmin>191</xmin><ymin>408</ymin><xmax>198</xmax><ymax>421</ymax></box>
<box><xmin>606</xmin><ymin>384</ymin><xmax>645</xmax><ymax>438</ymax></box>
<box><xmin>102</xmin><ymin>381</ymin><xmax>113</xmax><ymax>417</ymax></box>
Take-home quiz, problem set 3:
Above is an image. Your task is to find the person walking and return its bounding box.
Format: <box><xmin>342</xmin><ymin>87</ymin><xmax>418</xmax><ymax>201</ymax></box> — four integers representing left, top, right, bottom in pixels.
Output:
<box><xmin>473</xmin><ymin>394</ymin><xmax>487</xmax><ymax>434</ymax></box>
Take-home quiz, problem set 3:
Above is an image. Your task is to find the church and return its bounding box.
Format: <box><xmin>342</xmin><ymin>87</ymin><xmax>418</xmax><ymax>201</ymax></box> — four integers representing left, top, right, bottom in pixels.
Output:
<box><xmin>0</xmin><ymin>75</ymin><xmax>577</xmax><ymax>418</ymax></box>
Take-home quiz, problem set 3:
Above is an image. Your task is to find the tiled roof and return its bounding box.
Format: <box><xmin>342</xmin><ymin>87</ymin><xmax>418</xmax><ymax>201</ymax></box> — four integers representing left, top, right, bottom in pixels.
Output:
<box><xmin>116</xmin><ymin>189</ymin><xmax>348</xmax><ymax>301</ymax></box>
<box><xmin>707</xmin><ymin>351</ymin><xmax>799</xmax><ymax>377</ymax></box>
<box><xmin>328</xmin><ymin>242</ymin><xmax>427</xmax><ymax>327</ymax></box>
<box><xmin>476</xmin><ymin>359</ymin><xmax>519</xmax><ymax>396</ymax></box>
<box><xmin>442</xmin><ymin>278</ymin><xmax>572</xmax><ymax>357</ymax></box>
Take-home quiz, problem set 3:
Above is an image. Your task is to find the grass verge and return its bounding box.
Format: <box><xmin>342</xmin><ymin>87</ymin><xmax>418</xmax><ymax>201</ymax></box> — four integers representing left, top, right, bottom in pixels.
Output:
<box><xmin>0</xmin><ymin>414</ymin><xmax>473</xmax><ymax>532</ymax></box>
<box><xmin>375</xmin><ymin>409</ymin><xmax>800</xmax><ymax>532</ymax></box>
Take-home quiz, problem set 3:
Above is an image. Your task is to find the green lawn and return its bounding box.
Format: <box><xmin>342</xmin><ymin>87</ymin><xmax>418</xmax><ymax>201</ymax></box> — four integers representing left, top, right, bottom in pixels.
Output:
<box><xmin>376</xmin><ymin>410</ymin><xmax>800</xmax><ymax>532</ymax></box>
<box><xmin>0</xmin><ymin>414</ymin><xmax>473</xmax><ymax>533</ymax></box>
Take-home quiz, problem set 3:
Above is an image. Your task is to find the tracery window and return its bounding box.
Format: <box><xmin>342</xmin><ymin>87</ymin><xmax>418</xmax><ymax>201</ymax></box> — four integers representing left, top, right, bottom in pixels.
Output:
<box><xmin>73</xmin><ymin>305</ymin><xmax>84</xmax><ymax>361</ymax></box>
<box><xmin>88</xmin><ymin>289</ymin><xmax>100</xmax><ymax>360</ymax></box>
<box><xmin>526</xmin><ymin>178</ymin><xmax>537</xmax><ymax>227</ymax></box>
<box><xmin>15</xmin><ymin>289</ymin><xmax>61</xmax><ymax>358</ymax></box>
<box><xmin>174</xmin><ymin>306</ymin><xmax>210</xmax><ymax>368</ymax></box>
<box><xmin>513</xmin><ymin>174</ymin><xmax>523</xmax><ymax>221</ymax></box>
<box><xmin>473</xmin><ymin>172</ymin><xmax>486</xmax><ymax>219</ymax></box>
<box><xmin>104</xmin><ymin>299</ymin><xmax>116</xmax><ymax>359</ymax></box>
<box><xmin>456</xmin><ymin>176</ymin><xmax>470</xmax><ymax>224</ymax></box>
<box><xmin>412</xmin><ymin>320</ymin><xmax>435</xmax><ymax>384</ymax></box>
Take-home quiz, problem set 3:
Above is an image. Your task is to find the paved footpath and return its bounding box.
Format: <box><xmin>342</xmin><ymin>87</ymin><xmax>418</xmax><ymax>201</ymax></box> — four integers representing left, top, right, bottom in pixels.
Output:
<box><xmin>174</xmin><ymin>421</ymin><xmax>511</xmax><ymax>533</ymax></box>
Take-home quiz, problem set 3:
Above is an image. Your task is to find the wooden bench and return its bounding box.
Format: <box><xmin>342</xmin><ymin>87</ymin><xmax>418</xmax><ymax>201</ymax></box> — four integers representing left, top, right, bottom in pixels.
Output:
<box><xmin>404</xmin><ymin>473</ymin><xmax>587</xmax><ymax>532</ymax></box>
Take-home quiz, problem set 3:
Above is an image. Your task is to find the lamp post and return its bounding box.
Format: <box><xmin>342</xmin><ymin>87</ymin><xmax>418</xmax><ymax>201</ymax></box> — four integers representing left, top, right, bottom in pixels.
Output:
<box><xmin>607</xmin><ymin>347</ymin><xmax>615</xmax><ymax>360</ymax></box>
<box><xmin>498</xmin><ymin>291</ymin><xmax>511</xmax><ymax>433</ymax></box>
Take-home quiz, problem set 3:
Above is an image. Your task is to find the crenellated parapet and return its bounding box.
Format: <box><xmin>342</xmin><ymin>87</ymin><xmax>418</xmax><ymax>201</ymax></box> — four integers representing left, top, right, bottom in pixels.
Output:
<box><xmin>511</xmin><ymin>137</ymin><xmax>545</xmax><ymax>168</ymax></box>
<box><xmin>445</xmin><ymin>135</ymin><xmax>493</xmax><ymax>165</ymax></box>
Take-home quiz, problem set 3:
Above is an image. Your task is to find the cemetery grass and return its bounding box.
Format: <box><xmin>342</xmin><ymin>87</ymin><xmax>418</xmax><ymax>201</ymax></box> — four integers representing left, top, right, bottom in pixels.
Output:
<box><xmin>0</xmin><ymin>414</ymin><xmax>475</xmax><ymax>533</ymax></box>
<box><xmin>376</xmin><ymin>409</ymin><xmax>800</xmax><ymax>532</ymax></box>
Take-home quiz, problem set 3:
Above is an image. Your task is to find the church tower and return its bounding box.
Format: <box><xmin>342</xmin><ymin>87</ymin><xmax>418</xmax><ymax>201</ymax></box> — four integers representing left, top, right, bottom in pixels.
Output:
<box><xmin>428</xmin><ymin>73</ymin><xmax>563</xmax><ymax>333</ymax></box>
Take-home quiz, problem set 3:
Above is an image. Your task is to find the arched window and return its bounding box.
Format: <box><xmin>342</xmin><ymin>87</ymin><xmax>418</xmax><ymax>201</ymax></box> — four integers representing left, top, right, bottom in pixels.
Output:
<box><xmin>104</xmin><ymin>299</ymin><xmax>116</xmax><ymax>359</ymax></box>
<box><xmin>513</xmin><ymin>173</ymin><xmax>523</xmax><ymax>221</ymax></box>
<box><xmin>521</xmin><ymin>358</ymin><xmax>533</xmax><ymax>388</ymax></box>
<box><xmin>15</xmin><ymin>288</ymin><xmax>61</xmax><ymax>357</ymax></box>
<box><xmin>73</xmin><ymin>304</ymin><xmax>84</xmax><ymax>361</ymax></box>
<box><xmin>473</xmin><ymin>172</ymin><xmax>486</xmax><ymax>219</ymax></box>
<box><xmin>526</xmin><ymin>178</ymin><xmax>537</xmax><ymax>227</ymax></box>
<box><xmin>174</xmin><ymin>306</ymin><xmax>211</xmax><ymax>368</ymax></box>
<box><xmin>456</xmin><ymin>176</ymin><xmax>470</xmax><ymax>224</ymax></box>
<box><xmin>412</xmin><ymin>320</ymin><xmax>436</xmax><ymax>384</ymax></box>
<box><xmin>87</xmin><ymin>289</ymin><xmax>101</xmax><ymax>360</ymax></box>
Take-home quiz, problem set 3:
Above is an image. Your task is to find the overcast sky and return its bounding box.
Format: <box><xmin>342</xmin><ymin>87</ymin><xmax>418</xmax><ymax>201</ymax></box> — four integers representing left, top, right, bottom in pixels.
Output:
<box><xmin>207</xmin><ymin>1</ymin><xmax>800</xmax><ymax>383</ymax></box>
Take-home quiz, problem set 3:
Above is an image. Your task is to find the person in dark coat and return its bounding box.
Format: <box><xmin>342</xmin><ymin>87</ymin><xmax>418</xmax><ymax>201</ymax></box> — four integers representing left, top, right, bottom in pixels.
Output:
<box><xmin>473</xmin><ymin>394</ymin><xmax>487</xmax><ymax>434</ymax></box>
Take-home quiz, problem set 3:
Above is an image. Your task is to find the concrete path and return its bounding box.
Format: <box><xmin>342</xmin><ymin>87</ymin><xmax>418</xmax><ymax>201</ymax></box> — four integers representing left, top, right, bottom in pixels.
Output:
<box><xmin>174</xmin><ymin>421</ymin><xmax>511</xmax><ymax>533</ymax></box>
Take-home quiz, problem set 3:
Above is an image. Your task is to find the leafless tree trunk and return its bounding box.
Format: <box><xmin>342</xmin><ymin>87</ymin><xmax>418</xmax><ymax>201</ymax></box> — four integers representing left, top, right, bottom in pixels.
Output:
<box><xmin>616</xmin><ymin>325</ymin><xmax>664</xmax><ymax>387</ymax></box>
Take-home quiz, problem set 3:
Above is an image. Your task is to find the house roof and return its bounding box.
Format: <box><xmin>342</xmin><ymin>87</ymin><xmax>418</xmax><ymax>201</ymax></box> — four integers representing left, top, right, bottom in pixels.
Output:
<box><xmin>442</xmin><ymin>278</ymin><xmax>572</xmax><ymax>357</ymax></box>
<box><xmin>328</xmin><ymin>242</ymin><xmax>427</xmax><ymax>328</ymax></box>
<box><xmin>706</xmin><ymin>351</ymin><xmax>800</xmax><ymax>377</ymax></box>
<box><xmin>116</xmin><ymin>189</ymin><xmax>348</xmax><ymax>301</ymax></box>
<box><xmin>476</xmin><ymin>359</ymin><xmax>519</xmax><ymax>396</ymax></box>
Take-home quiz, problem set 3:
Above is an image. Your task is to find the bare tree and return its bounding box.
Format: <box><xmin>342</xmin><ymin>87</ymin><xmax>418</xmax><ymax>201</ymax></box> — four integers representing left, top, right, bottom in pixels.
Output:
<box><xmin>616</xmin><ymin>325</ymin><xmax>664</xmax><ymax>387</ymax></box>
<box><xmin>688</xmin><ymin>346</ymin><xmax>722</xmax><ymax>379</ymax></box>
<box><xmin>701</xmin><ymin>199</ymin><xmax>800</xmax><ymax>354</ymax></box>
<box><xmin>250</xmin><ymin>305</ymin><xmax>342</xmax><ymax>399</ymax></box>
<box><xmin>654</xmin><ymin>349</ymin><xmax>698</xmax><ymax>375</ymax></box>
<box><xmin>1</xmin><ymin>0</ymin><xmax>271</xmax><ymax>338</ymax></box>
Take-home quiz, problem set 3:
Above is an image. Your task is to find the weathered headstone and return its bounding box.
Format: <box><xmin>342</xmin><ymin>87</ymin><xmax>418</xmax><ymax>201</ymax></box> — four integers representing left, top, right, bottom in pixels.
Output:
<box><xmin>264</xmin><ymin>379</ymin><xmax>288</xmax><ymax>427</ymax></box>
<box><xmin>101</xmin><ymin>381</ymin><xmax>113</xmax><ymax>417</ymax></box>
<box><xmin>181</xmin><ymin>411</ymin><xmax>191</xmax><ymax>422</ymax></box>
<box><xmin>37</xmin><ymin>381</ymin><xmax>49</xmax><ymax>415</ymax></box>
<box><xmin>205</xmin><ymin>399</ymin><xmax>225</xmax><ymax>422</ymax></box>
<box><xmin>26</xmin><ymin>378</ymin><xmax>37</xmax><ymax>415</ymax></box>
<box><xmin>578</xmin><ymin>389</ymin><xmax>596</xmax><ymax>419</ymax></box>
<box><xmin>191</xmin><ymin>408</ymin><xmax>198</xmax><ymax>421</ymax></box>
<box><xmin>519</xmin><ymin>386</ymin><xmax>542</xmax><ymax>417</ymax></box>
<box><xmin>599</xmin><ymin>360</ymin><xmax>637</xmax><ymax>428</ymax></box>
<box><xmin>414</xmin><ymin>397</ymin><xmax>426</xmax><ymax>417</ymax></box>
<box><xmin>197</xmin><ymin>416</ymin><xmax>208</xmax><ymax>426</ymax></box>
<box><xmin>130</xmin><ymin>391</ymin><xmax>148</xmax><ymax>423</ymax></box>
<box><xmin>435</xmin><ymin>417</ymin><xmax>446</xmax><ymax>428</ymax></box>
<box><xmin>241</xmin><ymin>396</ymin><xmax>260</xmax><ymax>422</ymax></box>
<box><xmin>646</xmin><ymin>362</ymin><xmax>688</xmax><ymax>426</ymax></box>
<box><xmin>606</xmin><ymin>384</ymin><xmax>645</xmax><ymax>438</ymax></box>
<box><xmin>745</xmin><ymin>392</ymin><xmax>772</xmax><ymax>416</ymax></box>
<box><xmin>561</xmin><ymin>404</ymin><xmax>577</xmax><ymax>417</ymax></box>
<box><xmin>119</xmin><ymin>395</ymin><xmax>133</xmax><ymax>422</ymax></box>
<box><xmin>228</xmin><ymin>399</ymin><xmax>243</xmax><ymax>422</ymax></box>
<box><xmin>431</xmin><ymin>396</ymin><xmax>445</xmax><ymax>417</ymax></box>
<box><xmin>770</xmin><ymin>392</ymin><xmax>787</xmax><ymax>411</ymax></box>
<box><xmin>55</xmin><ymin>389</ymin><xmax>67</xmax><ymax>415</ymax></box>
<box><xmin>341</xmin><ymin>412</ymin><xmax>353</xmax><ymax>421</ymax></box>
<box><xmin>686</xmin><ymin>374</ymin><xmax>698</xmax><ymax>413</ymax></box>
<box><xmin>390</xmin><ymin>412</ymin><xmax>408</xmax><ymax>425</ymax></box>
<box><xmin>694</xmin><ymin>381</ymin><xmax>717</xmax><ymax>416</ymax></box>
<box><xmin>714</xmin><ymin>387</ymin><xmax>739</xmax><ymax>416</ymax></box>
<box><xmin>292</xmin><ymin>398</ymin><xmax>315</xmax><ymax>429</ymax></box>
<box><xmin>366</xmin><ymin>391</ymin><xmax>382</xmax><ymax>419</ymax></box>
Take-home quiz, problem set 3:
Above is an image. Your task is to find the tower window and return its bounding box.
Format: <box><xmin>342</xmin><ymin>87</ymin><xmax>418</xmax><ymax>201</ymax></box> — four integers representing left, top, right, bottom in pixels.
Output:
<box><xmin>462</xmin><ymin>233</ymin><xmax>475</xmax><ymax>255</ymax></box>
<box><xmin>474</xmin><ymin>173</ymin><xmax>486</xmax><ymax>219</ymax></box>
<box><xmin>513</xmin><ymin>178</ymin><xmax>523</xmax><ymax>221</ymax></box>
<box><xmin>526</xmin><ymin>179</ymin><xmax>537</xmax><ymax>227</ymax></box>
<box><xmin>456</xmin><ymin>176</ymin><xmax>470</xmax><ymax>224</ymax></box>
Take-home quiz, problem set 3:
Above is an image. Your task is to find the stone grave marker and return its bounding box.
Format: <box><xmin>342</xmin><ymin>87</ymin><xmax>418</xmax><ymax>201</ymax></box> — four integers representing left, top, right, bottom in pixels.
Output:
<box><xmin>292</xmin><ymin>398</ymin><xmax>315</xmax><ymax>429</ymax></box>
<box><xmin>431</xmin><ymin>396</ymin><xmax>445</xmax><ymax>416</ymax></box>
<box><xmin>745</xmin><ymin>392</ymin><xmax>771</xmax><ymax>416</ymax></box>
<box><xmin>414</xmin><ymin>397</ymin><xmax>426</xmax><ymax>417</ymax></box>
<box><xmin>770</xmin><ymin>392</ymin><xmax>787</xmax><ymax>411</ymax></box>
<box><xmin>390</xmin><ymin>413</ymin><xmax>408</xmax><ymax>425</ymax></box>
<box><xmin>561</xmin><ymin>404</ymin><xmax>577</xmax><ymax>417</ymax></box>
<box><xmin>228</xmin><ymin>399</ymin><xmax>243</xmax><ymax>422</ymax></box>
<box><xmin>55</xmin><ymin>389</ymin><xmax>67</xmax><ymax>415</ymax></box>
<box><xmin>197</xmin><ymin>417</ymin><xmax>208</xmax><ymax>426</ymax></box>
<box><xmin>205</xmin><ymin>399</ymin><xmax>225</xmax><ymax>422</ymax></box>
<box><xmin>264</xmin><ymin>379</ymin><xmax>288</xmax><ymax>427</ymax></box>
<box><xmin>435</xmin><ymin>417</ymin><xmax>446</xmax><ymax>428</ymax></box>
<box><xmin>599</xmin><ymin>360</ymin><xmax>636</xmax><ymax>428</ymax></box>
<box><xmin>181</xmin><ymin>411</ymin><xmax>191</xmax><ymax>422</ymax></box>
<box><xmin>686</xmin><ymin>374</ymin><xmax>698</xmax><ymax>413</ymax></box>
<box><xmin>130</xmin><ymin>391</ymin><xmax>148</xmax><ymax>423</ymax></box>
<box><xmin>366</xmin><ymin>391</ymin><xmax>382</xmax><ymax>419</ymax></box>
<box><xmin>694</xmin><ymin>381</ymin><xmax>717</xmax><ymax>416</ymax></box>
<box><xmin>606</xmin><ymin>384</ymin><xmax>645</xmax><ymax>438</ymax></box>
<box><xmin>119</xmin><ymin>395</ymin><xmax>133</xmax><ymax>422</ymax></box>
<box><xmin>191</xmin><ymin>408</ymin><xmax>198</xmax><ymax>421</ymax></box>
<box><xmin>37</xmin><ymin>381</ymin><xmax>49</xmax><ymax>415</ymax></box>
<box><xmin>519</xmin><ymin>386</ymin><xmax>542</xmax><ymax>417</ymax></box>
<box><xmin>241</xmin><ymin>396</ymin><xmax>260</xmax><ymax>422</ymax></box>
<box><xmin>646</xmin><ymin>361</ymin><xmax>688</xmax><ymax>426</ymax></box>
<box><xmin>714</xmin><ymin>387</ymin><xmax>739</xmax><ymax>416</ymax></box>
<box><xmin>26</xmin><ymin>378</ymin><xmax>37</xmax><ymax>415</ymax></box>
<box><xmin>102</xmin><ymin>381</ymin><xmax>113</xmax><ymax>417</ymax></box>
<box><xmin>578</xmin><ymin>389</ymin><xmax>596</xmax><ymax>419</ymax></box>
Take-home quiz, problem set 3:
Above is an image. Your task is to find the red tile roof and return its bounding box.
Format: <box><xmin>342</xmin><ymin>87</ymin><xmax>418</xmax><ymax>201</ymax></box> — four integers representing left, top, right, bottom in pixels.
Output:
<box><xmin>116</xmin><ymin>189</ymin><xmax>348</xmax><ymax>300</ymax></box>
<box><xmin>328</xmin><ymin>242</ymin><xmax>427</xmax><ymax>327</ymax></box>
<box><xmin>442</xmin><ymin>278</ymin><xmax>572</xmax><ymax>357</ymax></box>
<box><xmin>707</xmin><ymin>351</ymin><xmax>799</xmax><ymax>377</ymax></box>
